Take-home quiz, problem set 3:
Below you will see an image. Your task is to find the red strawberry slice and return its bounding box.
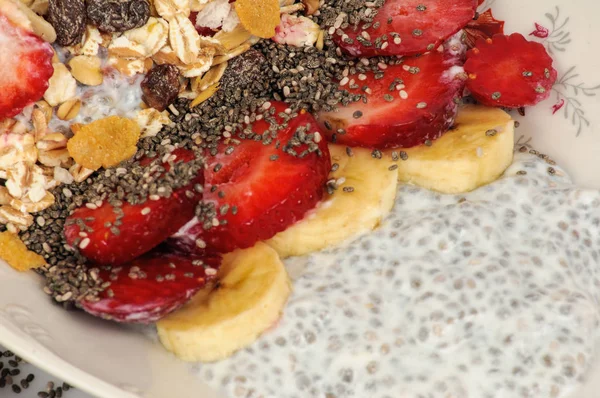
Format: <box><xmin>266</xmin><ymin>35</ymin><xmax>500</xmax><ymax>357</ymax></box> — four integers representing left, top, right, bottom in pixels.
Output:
<box><xmin>463</xmin><ymin>9</ymin><xmax>505</xmax><ymax>49</ymax></box>
<box><xmin>169</xmin><ymin>102</ymin><xmax>331</xmax><ymax>254</ymax></box>
<box><xmin>334</xmin><ymin>0</ymin><xmax>477</xmax><ymax>57</ymax></box>
<box><xmin>464</xmin><ymin>33</ymin><xmax>558</xmax><ymax>108</ymax></box>
<box><xmin>0</xmin><ymin>12</ymin><xmax>54</xmax><ymax>120</ymax></box>
<box><xmin>80</xmin><ymin>251</ymin><xmax>221</xmax><ymax>323</ymax></box>
<box><xmin>318</xmin><ymin>45</ymin><xmax>467</xmax><ymax>149</ymax></box>
<box><xmin>64</xmin><ymin>149</ymin><xmax>204</xmax><ymax>266</ymax></box>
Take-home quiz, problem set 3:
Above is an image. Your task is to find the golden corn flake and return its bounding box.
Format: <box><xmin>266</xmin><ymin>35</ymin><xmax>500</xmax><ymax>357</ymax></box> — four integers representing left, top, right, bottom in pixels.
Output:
<box><xmin>0</xmin><ymin>232</ymin><xmax>46</xmax><ymax>272</ymax></box>
<box><xmin>234</xmin><ymin>0</ymin><xmax>280</xmax><ymax>39</ymax></box>
<box><xmin>67</xmin><ymin>116</ymin><xmax>141</xmax><ymax>170</ymax></box>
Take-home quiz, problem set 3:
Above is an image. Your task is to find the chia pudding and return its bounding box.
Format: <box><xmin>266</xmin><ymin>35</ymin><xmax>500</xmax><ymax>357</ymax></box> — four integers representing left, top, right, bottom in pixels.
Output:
<box><xmin>191</xmin><ymin>150</ymin><xmax>600</xmax><ymax>398</ymax></box>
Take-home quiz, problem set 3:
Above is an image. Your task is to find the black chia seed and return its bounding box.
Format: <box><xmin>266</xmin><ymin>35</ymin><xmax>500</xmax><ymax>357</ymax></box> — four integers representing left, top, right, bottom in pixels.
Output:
<box><xmin>0</xmin><ymin>350</ymin><xmax>65</xmax><ymax>395</ymax></box>
<box><xmin>21</xmin><ymin>145</ymin><xmax>205</xmax><ymax>306</ymax></box>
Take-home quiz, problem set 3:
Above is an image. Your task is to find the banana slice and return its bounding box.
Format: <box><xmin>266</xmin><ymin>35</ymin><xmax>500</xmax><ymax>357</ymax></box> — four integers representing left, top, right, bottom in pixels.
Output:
<box><xmin>157</xmin><ymin>242</ymin><xmax>291</xmax><ymax>362</ymax></box>
<box><xmin>393</xmin><ymin>105</ymin><xmax>515</xmax><ymax>194</ymax></box>
<box><xmin>266</xmin><ymin>145</ymin><xmax>399</xmax><ymax>258</ymax></box>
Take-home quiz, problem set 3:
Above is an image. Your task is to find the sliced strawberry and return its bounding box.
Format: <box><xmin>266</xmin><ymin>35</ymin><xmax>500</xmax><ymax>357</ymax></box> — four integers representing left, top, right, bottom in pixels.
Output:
<box><xmin>64</xmin><ymin>149</ymin><xmax>204</xmax><ymax>266</ymax></box>
<box><xmin>464</xmin><ymin>33</ymin><xmax>558</xmax><ymax>108</ymax></box>
<box><xmin>0</xmin><ymin>12</ymin><xmax>54</xmax><ymax>120</ymax></box>
<box><xmin>463</xmin><ymin>9</ymin><xmax>505</xmax><ymax>49</ymax></box>
<box><xmin>318</xmin><ymin>45</ymin><xmax>466</xmax><ymax>149</ymax></box>
<box><xmin>169</xmin><ymin>102</ymin><xmax>331</xmax><ymax>254</ymax></box>
<box><xmin>334</xmin><ymin>0</ymin><xmax>477</xmax><ymax>57</ymax></box>
<box><xmin>80</xmin><ymin>251</ymin><xmax>221</xmax><ymax>323</ymax></box>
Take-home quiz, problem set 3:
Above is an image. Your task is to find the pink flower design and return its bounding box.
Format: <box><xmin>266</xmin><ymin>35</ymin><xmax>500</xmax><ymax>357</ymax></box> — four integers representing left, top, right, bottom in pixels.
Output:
<box><xmin>529</xmin><ymin>23</ymin><xmax>549</xmax><ymax>38</ymax></box>
<box><xmin>551</xmin><ymin>99</ymin><xmax>565</xmax><ymax>115</ymax></box>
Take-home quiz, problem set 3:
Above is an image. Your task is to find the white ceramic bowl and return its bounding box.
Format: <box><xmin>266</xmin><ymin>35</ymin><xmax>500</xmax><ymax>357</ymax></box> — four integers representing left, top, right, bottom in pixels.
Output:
<box><xmin>1</xmin><ymin>1</ymin><xmax>599</xmax><ymax>397</ymax></box>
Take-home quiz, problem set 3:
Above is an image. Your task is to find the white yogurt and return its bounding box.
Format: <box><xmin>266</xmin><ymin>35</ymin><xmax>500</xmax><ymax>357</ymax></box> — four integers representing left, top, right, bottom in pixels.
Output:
<box><xmin>12</xmin><ymin>45</ymin><xmax>146</xmax><ymax>135</ymax></box>
<box><xmin>190</xmin><ymin>150</ymin><xmax>600</xmax><ymax>398</ymax></box>
<box><xmin>48</xmin><ymin>72</ymin><xmax>144</xmax><ymax>134</ymax></box>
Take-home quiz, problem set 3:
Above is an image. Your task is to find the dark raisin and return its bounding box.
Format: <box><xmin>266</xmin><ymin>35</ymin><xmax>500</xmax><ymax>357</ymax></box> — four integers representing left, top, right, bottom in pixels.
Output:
<box><xmin>47</xmin><ymin>0</ymin><xmax>86</xmax><ymax>46</ymax></box>
<box><xmin>141</xmin><ymin>64</ymin><xmax>181</xmax><ymax>111</ymax></box>
<box><xmin>87</xmin><ymin>0</ymin><xmax>150</xmax><ymax>33</ymax></box>
<box><xmin>220</xmin><ymin>48</ymin><xmax>266</xmax><ymax>92</ymax></box>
